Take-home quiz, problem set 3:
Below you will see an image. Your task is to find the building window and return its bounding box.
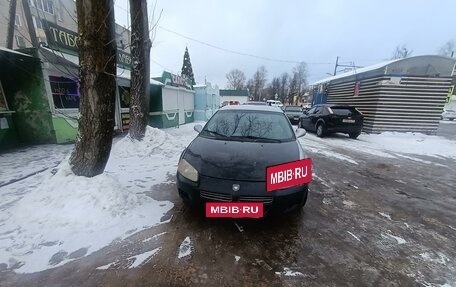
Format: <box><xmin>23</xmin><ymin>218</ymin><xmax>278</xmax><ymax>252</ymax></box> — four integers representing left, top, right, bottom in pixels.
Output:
<box><xmin>36</xmin><ymin>0</ymin><xmax>54</xmax><ymax>15</ymax></box>
<box><xmin>15</xmin><ymin>14</ymin><xmax>22</xmax><ymax>27</ymax></box>
<box><xmin>15</xmin><ymin>35</ymin><xmax>26</xmax><ymax>48</ymax></box>
<box><xmin>32</xmin><ymin>16</ymin><xmax>43</xmax><ymax>29</ymax></box>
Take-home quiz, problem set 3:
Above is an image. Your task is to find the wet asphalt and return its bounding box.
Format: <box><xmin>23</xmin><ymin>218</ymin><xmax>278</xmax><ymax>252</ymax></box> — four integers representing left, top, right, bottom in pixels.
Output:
<box><xmin>1</xmin><ymin>129</ymin><xmax>456</xmax><ymax>287</ymax></box>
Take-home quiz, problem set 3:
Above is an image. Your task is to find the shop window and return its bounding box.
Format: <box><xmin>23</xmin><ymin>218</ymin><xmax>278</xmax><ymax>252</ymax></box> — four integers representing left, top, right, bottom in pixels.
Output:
<box><xmin>15</xmin><ymin>15</ymin><xmax>22</xmax><ymax>27</ymax></box>
<box><xmin>15</xmin><ymin>36</ymin><xmax>26</xmax><ymax>48</ymax></box>
<box><xmin>119</xmin><ymin>86</ymin><xmax>131</xmax><ymax>108</ymax></box>
<box><xmin>50</xmin><ymin>76</ymin><xmax>79</xmax><ymax>109</ymax></box>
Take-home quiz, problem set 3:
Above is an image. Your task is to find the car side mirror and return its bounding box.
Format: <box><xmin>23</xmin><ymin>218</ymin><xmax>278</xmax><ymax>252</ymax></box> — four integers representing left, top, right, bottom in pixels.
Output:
<box><xmin>194</xmin><ymin>124</ymin><xmax>203</xmax><ymax>133</ymax></box>
<box><xmin>295</xmin><ymin>128</ymin><xmax>306</xmax><ymax>138</ymax></box>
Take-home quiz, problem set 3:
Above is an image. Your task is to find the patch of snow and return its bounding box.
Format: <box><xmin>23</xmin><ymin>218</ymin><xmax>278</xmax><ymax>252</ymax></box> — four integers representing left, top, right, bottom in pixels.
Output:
<box><xmin>275</xmin><ymin>267</ymin><xmax>305</xmax><ymax>277</ymax></box>
<box><xmin>395</xmin><ymin>179</ymin><xmax>407</xmax><ymax>184</ymax></box>
<box><xmin>347</xmin><ymin>231</ymin><xmax>361</xmax><ymax>242</ymax></box>
<box><xmin>379</xmin><ymin>212</ymin><xmax>392</xmax><ymax>220</ymax></box>
<box><xmin>352</xmin><ymin>185</ymin><xmax>359</xmax><ymax>189</ymax></box>
<box><xmin>322</xmin><ymin>198</ymin><xmax>331</xmax><ymax>205</ymax></box>
<box><xmin>142</xmin><ymin>232</ymin><xmax>167</xmax><ymax>243</ymax></box>
<box><xmin>305</xmin><ymin>145</ymin><xmax>358</xmax><ymax>165</ymax></box>
<box><xmin>360</xmin><ymin>132</ymin><xmax>456</xmax><ymax>159</ymax></box>
<box><xmin>128</xmin><ymin>247</ymin><xmax>161</xmax><ymax>268</ymax></box>
<box><xmin>382</xmin><ymin>232</ymin><xmax>407</xmax><ymax>244</ymax></box>
<box><xmin>404</xmin><ymin>223</ymin><xmax>410</xmax><ymax>228</ymax></box>
<box><xmin>420</xmin><ymin>252</ymin><xmax>450</xmax><ymax>265</ymax></box>
<box><xmin>343</xmin><ymin>200</ymin><xmax>356</xmax><ymax>208</ymax></box>
<box><xmin>178</xmin><ymin>236</ymin><xmax>193</xmax><ymax>259</ymax></box>
<box><xmin>448</xmin><ymin>225</ymin><xmax>456</xmax><ymax>231</ymax></box>
<box><xmin>300</xmin><ymin>131</ymin><xmax>456</xmax><ymax>160</ymax></box>
<box><xmin>234</xmin><ymin>255</ymin><xmax>240</xmax><ymax>262</ymax></box>
<box><xmin>394</xmin><ymin>153</ymin><xmax>446</xmax><ymax>167</ymax></box>
<box><xmin>96</xmin><ymin>261</ymin><xmax>115</xmax><ymax>270</ymax></box>
<box><xmin>313</xmin><ymin>174</ymin><xmax>331</xmax><ymax>188</ymax></box>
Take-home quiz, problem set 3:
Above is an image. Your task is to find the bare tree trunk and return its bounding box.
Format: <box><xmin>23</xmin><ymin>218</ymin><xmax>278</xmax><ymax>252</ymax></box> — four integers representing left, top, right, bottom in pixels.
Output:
<box><xmin>6</xmin><ymin>0</ymin><xmax>17</xmax><ymax>49</ymax></box>
<box><xmin>70</xmin><ymin>0</ymin><xmax>117</xmax><ymax>177</ymax></box>
<box><xmin>129</xmin><ymin>0</ymin><xmax>152</xmax><ymax>140</ymax></box>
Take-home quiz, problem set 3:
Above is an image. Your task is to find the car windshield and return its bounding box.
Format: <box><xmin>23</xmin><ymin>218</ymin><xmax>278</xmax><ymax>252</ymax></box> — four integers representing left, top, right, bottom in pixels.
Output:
<box><xmin>286</xmin><ymin>106</ymin><xmax>302</xmax><ymax>112</ymax></box>
<box><xmin>202</xmin><ymin>110</ymin><xmax>295</xmax><ymax>142</ymax></box>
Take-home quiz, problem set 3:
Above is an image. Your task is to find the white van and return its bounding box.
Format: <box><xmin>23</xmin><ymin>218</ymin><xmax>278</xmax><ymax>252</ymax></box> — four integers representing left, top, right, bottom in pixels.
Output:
<box><xmin>266</xmin><ymin>100</ymin><xmax>283</xmax><ymax>107</ymax></box>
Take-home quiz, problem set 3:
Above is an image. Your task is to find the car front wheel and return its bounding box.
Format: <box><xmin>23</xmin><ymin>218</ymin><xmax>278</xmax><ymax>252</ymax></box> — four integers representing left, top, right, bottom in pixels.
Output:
<box><xmin>316</xmin><ymin>123</ymin><xmax>325</xmax><ymax>137</ymax></box>
<box><xmin>450</xmin><ymin>118</ymin><xmax>455</xmax><ymax>121</ymax></box>
<box><xmin>349</xmin><ymin>132</ymin><xmax>360</xmax><ymax>139</ymax></box>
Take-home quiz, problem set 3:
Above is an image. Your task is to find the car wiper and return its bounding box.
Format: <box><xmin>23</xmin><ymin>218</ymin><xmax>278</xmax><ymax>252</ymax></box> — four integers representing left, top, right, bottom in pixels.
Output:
<box><xmin>239</xmin><ymin>135</ymin><xmax>283</xmax><ymax>143</ymax></box>
<box><xmin>205</xmin><ymin>130</ymin><xmax>228</xmax><ymax>138</ymax></box>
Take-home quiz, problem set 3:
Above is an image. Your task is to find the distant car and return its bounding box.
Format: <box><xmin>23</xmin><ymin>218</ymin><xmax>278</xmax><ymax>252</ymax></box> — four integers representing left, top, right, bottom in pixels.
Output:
<box><xmin>298</xmin><ymin>104</ymin><xmax>364</xmax><ymax>139</ymax></box>
<box><xmin>283</xmin><ymin>105</ymin><xmax>304</xmax><ymax>124</ymax></box>
<box><xmin>441</xmin><ymin>109</ymin><xmax>456</xmax><ymax>121</ymax></box>
<box><xmin>221</xmin><ymin>100</ymin><xmax>240</xmax><ymax>107</ymax></box>
<box><xmin>243</xmin><ymin>101</ymin><xmax>267</xmax><ymax>105</ymax></box>
<box><xmin>266</xmin><ymin>100</ymin><xmax>283</xmax><ymax>107</ymax></box>
<box><xmin>177</xmin><ymin>105</ymin><xmax>309</xmax><ymax>215</ymax></box>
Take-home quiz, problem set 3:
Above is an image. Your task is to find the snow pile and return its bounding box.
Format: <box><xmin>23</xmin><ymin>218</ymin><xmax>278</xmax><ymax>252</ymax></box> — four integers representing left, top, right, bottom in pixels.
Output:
<box><xmin>0</xmin><ymin>161</ymin><xmax>173</xmax><ymax>273</ymax></box>
<box><xmin>300</xmin><ymin>131</ymin><xmax>456</xmax><ymax>160</ymax></box>
<box><xmin>111</xmin><ymin>126</ymin><xmax>185</xmax><ymax>158</ymax></box>
<box><xmin>360</xmin><ymin>132</ymin><xmax>456</xmax><ymax>159</ymax></box>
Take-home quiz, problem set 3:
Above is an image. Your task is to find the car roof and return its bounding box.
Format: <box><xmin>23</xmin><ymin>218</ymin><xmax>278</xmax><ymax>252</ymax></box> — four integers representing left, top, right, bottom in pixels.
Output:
<box><xmin>220</xmin><ymin>105</ymin><xmax>284</xmax><ymax>113</ymax></box>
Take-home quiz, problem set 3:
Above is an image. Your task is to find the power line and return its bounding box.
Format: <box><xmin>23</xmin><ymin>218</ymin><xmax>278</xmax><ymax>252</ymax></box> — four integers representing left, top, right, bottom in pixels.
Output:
<box><xmin>158</xmin><ymin>25</ymin><xmax>334</xmax><ymax>65</ymax></box>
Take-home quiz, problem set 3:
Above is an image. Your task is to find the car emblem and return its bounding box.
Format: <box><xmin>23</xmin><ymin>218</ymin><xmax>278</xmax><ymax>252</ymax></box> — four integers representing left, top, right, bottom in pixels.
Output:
<box><xmin>232</xmin><ymin>184</ymin><xmax>240</xmax><ymax>191</ymax></box>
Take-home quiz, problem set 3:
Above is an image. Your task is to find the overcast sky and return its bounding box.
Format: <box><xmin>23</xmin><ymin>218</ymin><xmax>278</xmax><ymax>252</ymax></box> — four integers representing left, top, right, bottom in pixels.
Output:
<box><xmin>114</xmin><ymin>0</ymin><xmax>456</xmax><ymax>88</ymax></box>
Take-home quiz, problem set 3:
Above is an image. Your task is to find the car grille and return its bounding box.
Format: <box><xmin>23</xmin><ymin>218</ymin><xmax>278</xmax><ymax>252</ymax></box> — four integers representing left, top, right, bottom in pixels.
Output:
<box><xmin>200</xmin><ymin>190</ymin><xmax>232</xmax><ymax>202</ymax></box>
<box><xmin>238</xmin><ymin>195</ymin><xmax>273</xmax><ymax>204</ymax></box>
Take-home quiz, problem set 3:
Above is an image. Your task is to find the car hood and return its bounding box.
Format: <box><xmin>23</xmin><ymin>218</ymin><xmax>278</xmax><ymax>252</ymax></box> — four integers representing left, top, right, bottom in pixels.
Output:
<box><xmin>183</xmin><ymin>136</ymin><xmax>302</xmax><ymax>181</ymax></box>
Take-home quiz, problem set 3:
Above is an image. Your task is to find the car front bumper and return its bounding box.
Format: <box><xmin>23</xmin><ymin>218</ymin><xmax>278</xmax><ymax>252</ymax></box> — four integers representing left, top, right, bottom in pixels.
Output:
<box><xmin>177</xmin><ymin>173</ymin><xmax>308</xmax><ymax>215</ymax></box>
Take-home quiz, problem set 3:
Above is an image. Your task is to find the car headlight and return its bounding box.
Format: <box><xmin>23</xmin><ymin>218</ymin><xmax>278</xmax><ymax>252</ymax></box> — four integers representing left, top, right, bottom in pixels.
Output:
<box><xmin>178</xmin><ymin>159</ymin><xmax>199</xmax><ymax>182</ymax></box>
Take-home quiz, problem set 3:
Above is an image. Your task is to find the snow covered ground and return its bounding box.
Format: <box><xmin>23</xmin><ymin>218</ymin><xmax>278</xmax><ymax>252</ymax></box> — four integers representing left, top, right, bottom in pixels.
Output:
<box><xmin>299</xmin><ymin>130</ymin><xmax>456</xmax><ymax>164</ymax></box>
<box><xmin>1</xmin><ymin>122</ymin><xmax>455</xmax><ymax>275</ymax></box>
<box><xmin>0</xmin><ymin>125</ymin><xmax>201</xmax><ymax>273</ymax></box>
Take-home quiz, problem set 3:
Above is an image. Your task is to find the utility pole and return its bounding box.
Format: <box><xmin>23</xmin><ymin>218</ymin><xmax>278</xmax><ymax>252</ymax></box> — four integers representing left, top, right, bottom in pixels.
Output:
<box><xmin>6</xmin><ymin>0</ymin><xmax>17</xmax><ymax>49</ymax></box>
<box><xmin>21</xmin><ymin>0</ymin><xmax>39</xmax><ymax>47</ymax></box>
<box><xmin>333</xmin><ymin>56</ymin><xmax>339</xmax><ymax>76</ymax></box>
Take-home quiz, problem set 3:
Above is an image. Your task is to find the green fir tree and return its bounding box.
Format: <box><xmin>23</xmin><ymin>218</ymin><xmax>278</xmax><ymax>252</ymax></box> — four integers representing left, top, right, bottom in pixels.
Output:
<box><xmin>181</xmin><ymin>46</ymin><xmax>196</xmax><ymax>85</ymax></box>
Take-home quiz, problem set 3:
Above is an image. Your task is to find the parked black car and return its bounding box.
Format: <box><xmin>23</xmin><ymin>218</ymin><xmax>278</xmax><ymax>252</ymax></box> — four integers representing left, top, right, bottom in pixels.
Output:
<box><xmin>177</xmin><ymin>105</ymin><xmax>309</xmax><ymax>215</ymax></box>
<box><xmin>283</xmin><ymin>105</ymin><xmax>304</xmax><ymax>124</ymax></box>
<box><xmin>298</xmin><ymin>104</ymin><xmax>364</xmax><ymax>139</ymax></box>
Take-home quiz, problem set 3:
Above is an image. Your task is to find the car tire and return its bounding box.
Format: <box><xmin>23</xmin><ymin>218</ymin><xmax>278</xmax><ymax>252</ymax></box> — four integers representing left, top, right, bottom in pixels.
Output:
<box><xmin>316</xmin><ymin>123</ymin><xmax>325</xmax><ymax>137</ymax></box>
<box><xmin>299</xmin><ymin>188</ymin><xmax>308</xmax><ymax>208</ymax></box>
<box><xmin>349</xmin><ymin>132</ymin><xmax>360</xmax><ymax>139</ymax></box>
<box><xmin>450</xmin><ymin>118</ymin><xmax>454</xmax><ymax>121</ymax></box>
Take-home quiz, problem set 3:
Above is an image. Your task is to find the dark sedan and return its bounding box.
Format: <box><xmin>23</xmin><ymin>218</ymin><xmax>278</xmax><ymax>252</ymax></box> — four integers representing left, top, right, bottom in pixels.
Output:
<box><xmin>177</xmin><ymin>105</ymin><xmax>309</xmax><ymax>215</ymax></box>
<box><xmin>283</xmin><ymin>105</ymin><xmax>304</xmax><ymax>124</ymax></box>
<box><xmin>298</xmin><ymin>104</ymin><xmax>364</xmax><ymax>138</ymax></box>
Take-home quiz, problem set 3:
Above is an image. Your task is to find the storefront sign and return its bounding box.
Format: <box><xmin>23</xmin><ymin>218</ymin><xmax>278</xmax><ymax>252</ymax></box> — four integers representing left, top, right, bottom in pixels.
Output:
<box><xmin>266</xmin><ymin>158</ymin><xmax>312</xmax><ymax>192</ymax></box>
<box><xmin>158</xmin><ymin>71</ymin><xmax>192</xmax><ymax>89</ymax></box>
<box><xmin>43</xmin><ymin>20</ymin><xmax>132</xmax><ymax>69</ymax></box>
<box><xmin>205</xmin><ymin>202</ymin><xmax>263</xmax><ymax>218</ymax></box>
